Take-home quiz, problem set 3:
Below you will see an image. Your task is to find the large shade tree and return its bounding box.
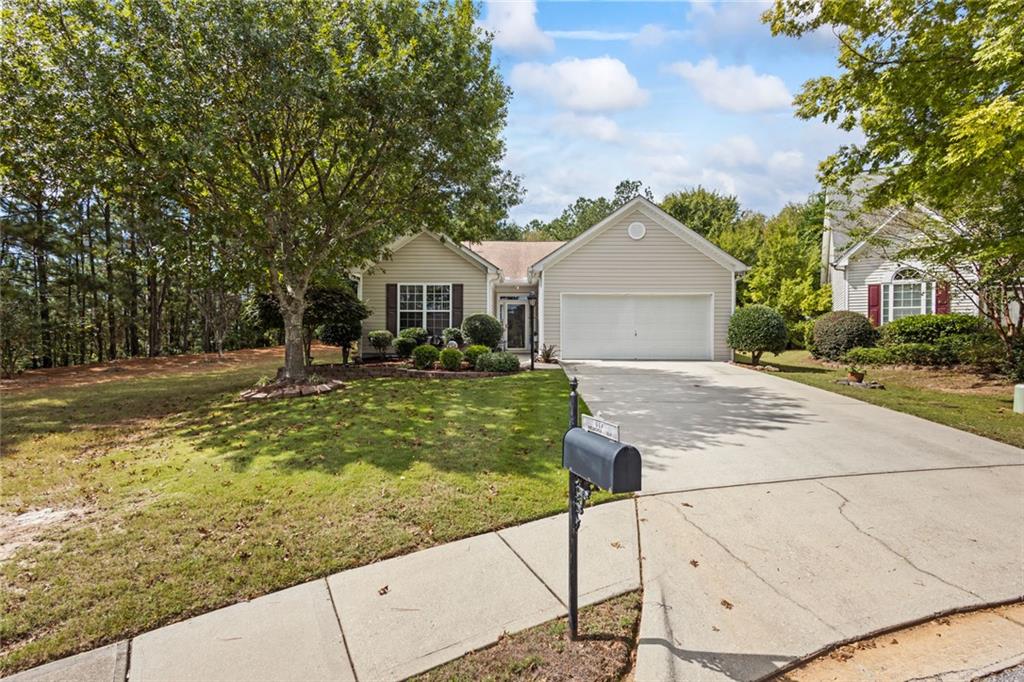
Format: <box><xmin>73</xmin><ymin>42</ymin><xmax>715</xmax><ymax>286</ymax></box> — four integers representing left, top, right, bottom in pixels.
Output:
<box><xmin>31</xmin><ymin>0</ymin><xmax>517</xmax><ymax>381</ymax></box>
<box><xmin>765</xmin><ymin>0</ymin><xmax>1024</xmax><ymax>349</ymax></box>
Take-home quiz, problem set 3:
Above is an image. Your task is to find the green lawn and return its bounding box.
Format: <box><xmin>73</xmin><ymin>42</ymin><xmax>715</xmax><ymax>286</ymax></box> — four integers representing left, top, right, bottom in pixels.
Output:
<box><xmin>1</xmin><ymin>354</ymin><xmax>589</xmax><ymax>674</ymax></box>
<box><xmin>737</xmin><ymin>350</ymin><xmax>1023</xmax><ymax>448</ymax></box>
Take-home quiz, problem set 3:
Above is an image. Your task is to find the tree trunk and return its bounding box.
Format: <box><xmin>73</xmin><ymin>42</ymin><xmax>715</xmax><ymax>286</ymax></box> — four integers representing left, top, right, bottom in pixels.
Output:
<box><xmin>751</xmin><ymin>350</ymin><xmax>762</xmax><ymax>366</ymax></box>
<box><xmin>127</xmin><ymin>230</ymin><xmax>140</xmax><ymax>356</ymax></box>
<box><xmin>34</xmin><ymin>203</ymin><xmax>53</xmax><ymax>368</ymax></box>
<box><xmin>104</xmin><ymin>203</ymin><xmax>117</xmax><ymax>360</ymax></box>
<box><xmin>280</xmin><ymin>303</ymin><xmax>307</xmax><ymax>382</ymax></box>
<box><xmin>87</xmin><ymin>207</ymin><xmax>103</xmax><ymax>362</ymax></box>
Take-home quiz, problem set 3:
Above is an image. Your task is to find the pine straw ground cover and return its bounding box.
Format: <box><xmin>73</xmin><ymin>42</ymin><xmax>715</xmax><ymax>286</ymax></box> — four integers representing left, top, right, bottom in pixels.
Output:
<box><xmin>413</xmin><ymin>591</ymin><xmax>642</xmax><ymax>682</ymax></box>
<box><xmin>0</xmin><ymin>347</ymin><xmax>602</xmax><ymax>674</ymax></box>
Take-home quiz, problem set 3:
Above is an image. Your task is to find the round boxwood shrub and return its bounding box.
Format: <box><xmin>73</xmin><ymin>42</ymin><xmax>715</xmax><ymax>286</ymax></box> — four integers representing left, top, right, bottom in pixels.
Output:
<box><xmin>442</xmin><ymin>327</ymin><xmax>465</xmax><ymax>346</ymax></box>
<box><xmin>412</xmin><ymin>344</ymin><xmax>440</xmax><ymax>370</ymax></box>
<box><xmin>398</xmin><ymin>326</ymin><xmax>430</xmax><ymax>346</ymax></box>
<box><xmin>394</xmin><ymin>336</ymin><xmax>418</xmax><ymax>359</ymax></box>
<box><xmin>463</xmin><ymin>344</ymin><xmax>490</xmax><ymax>368</ymax></box>
<box><xmin>727</xmin><ymin>305</ymin><xmax>788</xmax><ymax>365</ymax></box>
<box><xmin>812</xmin><ymin>311</ymin><xmax>876</xmax><ymax>361</ymax></box>
<box><xmin>461</xmin><ymin>314</ymin><xmax>503</xmax><ymax>349</ymax></box>
<box><xmin>880</xmin><ymin>313</ymin><xmax>982</xmax><ymax>346</ymax></box>
<box><xmin>475</xmin><ymin>351</ymin><xmax>520</xmax><ymax>373</ymax></box>
<box><xmin>439</xmin><ymin>347</ymin><xmax>463</xmax><ymax>371</ymax></box>
<box><xmin>368</xmin><ymin>330</ymin><xmax>394</xmax><ymax>356</ymax></box>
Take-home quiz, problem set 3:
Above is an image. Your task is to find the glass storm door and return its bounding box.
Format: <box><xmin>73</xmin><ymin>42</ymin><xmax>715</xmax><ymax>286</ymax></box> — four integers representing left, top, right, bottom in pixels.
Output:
<box><xmin>506</xmin><ymin>303</ymin><xmax>527</xmax><ymax>349</ymax></box>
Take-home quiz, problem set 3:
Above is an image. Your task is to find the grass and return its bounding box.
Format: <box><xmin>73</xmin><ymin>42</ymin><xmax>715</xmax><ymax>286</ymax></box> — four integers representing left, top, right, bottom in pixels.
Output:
<box><xmin>412</xmin><ymin>591</ymin><xmax>642</xmax><ymax>682</ymax></box>
<box><xmin>737</xmin><ymin>350</ymin><xmax>1023</xmax><ymax>448</ymax></box>
<box><xmin>0</xmin><ymin>351</ymin><xmax>598</xmax><ymax>674</ymax></box>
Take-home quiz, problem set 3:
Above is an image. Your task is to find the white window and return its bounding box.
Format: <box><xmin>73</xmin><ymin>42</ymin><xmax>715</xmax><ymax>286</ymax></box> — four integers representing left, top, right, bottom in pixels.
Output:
<box><xmin>881</xmin><ymin>269</ymin><xmax>934</xmax><ymax>324</ymax></box>
<box><xmin>398</xmin><ymin>284</ymin><xmax>451</xmax><ymax>337</ymax></box>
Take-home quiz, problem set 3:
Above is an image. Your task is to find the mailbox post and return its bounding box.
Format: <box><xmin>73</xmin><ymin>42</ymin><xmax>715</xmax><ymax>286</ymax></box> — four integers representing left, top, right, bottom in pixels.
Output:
<box><xmin>563</xmin><ymin>377</ymin><xmax>642</xmax><ymax>639</ymax></box>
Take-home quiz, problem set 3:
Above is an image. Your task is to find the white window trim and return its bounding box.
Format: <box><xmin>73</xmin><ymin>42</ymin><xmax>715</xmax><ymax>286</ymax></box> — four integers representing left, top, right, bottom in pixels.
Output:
<box><xmin>397</xmin><ymin>283</ymin><xmax>453</xmax><ymax>334</ymax></box>
<box><xmin>881</xmin><ymin>269</ymin><xmax>935</xmax><ymax>323</ymax></box>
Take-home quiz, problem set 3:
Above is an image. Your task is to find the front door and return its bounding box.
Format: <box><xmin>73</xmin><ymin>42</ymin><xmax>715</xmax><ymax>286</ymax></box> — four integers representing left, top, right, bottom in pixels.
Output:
<box><xmin>505</xmin><ymin>303</ymin><xmax>527</xmax><ymax>350</ymax></box>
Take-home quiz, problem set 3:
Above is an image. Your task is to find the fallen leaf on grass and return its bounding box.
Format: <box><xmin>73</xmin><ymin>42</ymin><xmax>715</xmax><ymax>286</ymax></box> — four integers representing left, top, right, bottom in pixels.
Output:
<box><xmin>720</xmin><ymin>599</ymin><xmax>733</xmax><ymax>610</ymax></box>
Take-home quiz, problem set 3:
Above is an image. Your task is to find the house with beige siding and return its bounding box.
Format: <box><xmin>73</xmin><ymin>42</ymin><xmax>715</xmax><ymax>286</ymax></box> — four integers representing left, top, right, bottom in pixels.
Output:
<box><xmin>354</xmin><ymin>197</ymin><xmax>748</xmax><ymax>361</ymax></box>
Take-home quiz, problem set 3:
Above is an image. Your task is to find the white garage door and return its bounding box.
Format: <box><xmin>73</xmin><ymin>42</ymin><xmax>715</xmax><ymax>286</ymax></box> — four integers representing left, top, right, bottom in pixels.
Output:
<box><xmin>561</xmin><ymin>294</ymin><xmax>713</xmax><ymax>360</ymax></box>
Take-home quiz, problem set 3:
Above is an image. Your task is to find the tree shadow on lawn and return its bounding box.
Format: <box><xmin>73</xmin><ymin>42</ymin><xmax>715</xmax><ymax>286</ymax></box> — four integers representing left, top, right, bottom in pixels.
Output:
<box><xmin>176</xmin><ymin>373</ymin><xmax>570</xmax><ymax>479</ymax></box>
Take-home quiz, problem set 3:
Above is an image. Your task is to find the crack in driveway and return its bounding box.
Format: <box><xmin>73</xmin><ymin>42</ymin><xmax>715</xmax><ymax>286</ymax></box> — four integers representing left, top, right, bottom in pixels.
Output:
<box><xmin>817</xmin><ymin>481</ymin><xmax>983</xmax><ymax>600</ymax></box>
<box><xmin>650</xmin><ymin>496</ymin><xmax>841</xmax><ymax>635</ymax></box>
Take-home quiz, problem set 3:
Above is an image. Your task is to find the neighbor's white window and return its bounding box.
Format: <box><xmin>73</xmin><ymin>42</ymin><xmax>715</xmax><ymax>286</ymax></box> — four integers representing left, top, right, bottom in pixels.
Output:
<box><xmin>881</xmin><ymin>268</ymin><xmax>934</xmax><ymax>324</ymax></box>
<box><xmin>398</xmin><ymin>284</ymin><xmax>451</xmax><ymax>336</ymax></box>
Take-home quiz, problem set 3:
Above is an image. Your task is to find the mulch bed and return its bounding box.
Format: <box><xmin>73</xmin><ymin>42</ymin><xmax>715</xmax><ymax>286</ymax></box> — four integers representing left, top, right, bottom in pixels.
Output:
<box><xmin>301</xmin><ymin>363</ymin><xmax>517</xmax><ymax>381</ymax></box>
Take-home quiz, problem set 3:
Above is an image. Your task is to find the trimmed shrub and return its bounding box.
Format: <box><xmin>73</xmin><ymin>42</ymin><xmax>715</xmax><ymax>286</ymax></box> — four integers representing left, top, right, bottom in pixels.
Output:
<box><xmin>844</xmin><ymin>347</ymin><xmax>894</xmax><ymax>365</ymax></box>
<box><xmin>727</xmin><ymin>305</ymin><xmax>788</xmax><ymax>365</ymax></box>
<box><xmin>368</xmin><ymin>330</ymin><xmax>394</xmax><ymax>356</ymax></box>
<box><xmin>812</xmin><ymin>311</ymin><xmax>876</xmax><ymax>361</ymax></box>
<box><xmin>887</xmin><ymin>342</ymin><xmax>943</xmax><ymax>365</ymax></box>
<box><xmin>475</xmin><ymin>351</ymin><xmax>520</xmax><ymax>373</ymax></box>
<box><xmin>442</xmin><ymin>327</ymin><xmax>465</xmax><ymax>346</ymax></box>
<box><xmin>398</xmin><ymin>326</ymin><xmax>429</xmax><ymax>346</ymax></box>
<box><xmin>412</xmin><ymin>344</ymin><xmax>440</xmax><ymax>370</ymax></box>
<box><xmin>394</xmin><ymin>336</ymin><xmax>418</xmax><ymax>359</ymax></box>
<box><xmin>439</xmin><ymin>347</ymin><xmax>463</xmax><ymax>371</ymax></box>
<box><xmin>1005</xmin><ymin>336</ymin><xmax>1024</xmax><ymax>383</ymax></box>
<box><xmin>880</xmin><ymin>313</ymin><xmax>983</xmax><ymax>346</ymax></box>
<box><xmin>461</xmin><ymin>314</ymin><xmax>503</xmax><ymax>349</ymax></box>
<box><xmin>463</xmin><ymin>344</ymin><xmax>491</xmax><ymax>368</ymax></box>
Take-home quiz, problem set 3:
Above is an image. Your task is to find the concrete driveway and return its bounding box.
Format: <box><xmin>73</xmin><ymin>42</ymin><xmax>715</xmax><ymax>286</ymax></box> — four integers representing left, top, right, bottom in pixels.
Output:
<box><xmin>563</xmin><ymin>361</ymin><xmax>1024</xmax><ymax>681</ymax></box>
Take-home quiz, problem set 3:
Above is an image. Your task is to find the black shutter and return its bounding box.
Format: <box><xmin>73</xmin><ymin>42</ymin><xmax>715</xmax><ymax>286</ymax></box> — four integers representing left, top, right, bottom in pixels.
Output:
<box><xmin>386</xmin><ymin>284</ymin><xmax>398</xmax><ymax>334</ymax></box>
<box><xmin>451</xmin><ymin>284</ymin><xmax>464</xmax><ymax>327</ymax></box>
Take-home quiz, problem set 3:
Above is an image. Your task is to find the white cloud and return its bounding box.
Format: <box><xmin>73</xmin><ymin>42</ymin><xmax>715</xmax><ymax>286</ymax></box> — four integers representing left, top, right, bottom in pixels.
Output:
<box><xmin>708</xmin><ymin>135</ymin><xmax>761</xmax><ymax>168</ymax></box>
<box><xmin>631</xmin><ymin>24</ymin><xmax>680</xmax><ymax>47</ymax></box>
<box><xmin>686</xmin><ymin>0</ymin><xmax>837</xmax><ymax>53</ymax></box>
<box><xmin>511</xmin><ymin>57</ymin><xmax>649</xmax><ymax>112</ymax></box>
<box><xmin>478</xmin><ymin>1</ymin><xmax>553</xmax><ymax>56</ymax></box>
<box><xmin>668</xmin><ymin>57</ymin><xmax>792</xmax><ymax>113</ymax></box>
<box><xmin>768</xmin><ymin>150</ymin><xmax>805</xmax><ymax>174</ymax></box>
<box><xmin>549</xmin><ymin>113</ymin><xmax>622</xmax><ymax>142</ymax></box>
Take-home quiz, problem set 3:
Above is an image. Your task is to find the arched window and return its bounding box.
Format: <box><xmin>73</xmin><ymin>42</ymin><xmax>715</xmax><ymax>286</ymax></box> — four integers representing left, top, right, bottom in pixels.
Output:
<box><xmin>881</xmin><ymin>268</ymin><xmax>934</xmax><ymax>323</ymax></box>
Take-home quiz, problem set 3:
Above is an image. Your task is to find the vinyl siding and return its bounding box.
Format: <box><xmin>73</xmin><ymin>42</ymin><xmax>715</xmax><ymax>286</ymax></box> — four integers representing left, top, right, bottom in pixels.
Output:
<box><xmin>540</xmin><ymin>205</ymin><xmax>735</xmax><ymax>361</ymax></box>
<box><xmin>360</xmin><ymin>233</ymin><xmax>488</xmax><ymax>356</ymax></box>
<box><xmin>845</xmin><ymin>253</ymin><xmax>977</xmax><ymax>316</ymax></box>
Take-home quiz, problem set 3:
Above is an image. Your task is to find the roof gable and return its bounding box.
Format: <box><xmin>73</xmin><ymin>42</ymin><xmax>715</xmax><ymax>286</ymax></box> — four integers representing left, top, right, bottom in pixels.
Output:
<box><xmin>529</xmin><ymin>196</ymin><xmax>748</xmax><ymax>274</ymax></box>
<box><xmin>358</xmin><ymin>230</ymin><xmax>499</xmax><ymax>275</ymax></box>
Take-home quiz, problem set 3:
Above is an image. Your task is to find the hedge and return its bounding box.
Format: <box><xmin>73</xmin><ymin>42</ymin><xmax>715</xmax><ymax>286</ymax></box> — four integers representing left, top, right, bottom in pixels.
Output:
<box><xmin>439</xmin><ymin>347</ymin><xmax>463</xmax><ymax>371</ymax></box>
<box><xmin>398</xmin><ymin>326</ymin><xmax>430</xmax><ymax>346</ymax></box>
<box><xmin>462</xmin><ymin>344</ymin><xmax>491</xmax><ymax>368</ymax></box>
<box><xmin>412</xmin><ymin>344</ymin><xmax>440</xmax><ymax>370</ymax></box>
<box><xmin>394</xmin><ymin>336</ymin><xmax>418</xmax><ymax>358</ymax></box>
<box><xmin>461</xmin><ymin>314</ymin><xmax>502</xmax><ymax>349</ymax></box>
<box><xmin>880</xmin><ymin>313</ymin><xmax>983</xmax><ymax>345</ymax></box>
<box><xmin>812</xmin><ymin>311</ymin><xmax>876</xmax><ymax>360</ymax></box>
<box><xmin>475</xmin><ymin>351</ymin><xmax>520</xmax><ymax>372</ymax></box>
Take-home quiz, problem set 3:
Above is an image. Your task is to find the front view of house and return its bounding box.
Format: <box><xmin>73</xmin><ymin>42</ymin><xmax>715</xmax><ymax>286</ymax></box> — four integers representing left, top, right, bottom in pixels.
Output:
<box><xmin>355</xmin><ymin>197</ymin><xmax>748</xmax><ymax>361</ymax></box>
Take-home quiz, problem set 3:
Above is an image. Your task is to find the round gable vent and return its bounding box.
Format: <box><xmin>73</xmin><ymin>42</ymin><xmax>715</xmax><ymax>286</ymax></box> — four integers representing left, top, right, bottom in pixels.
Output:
<box><xmin>627</xmin><ymin>221</ymin><xmax>646</xmax><ymax>240</ymax></box>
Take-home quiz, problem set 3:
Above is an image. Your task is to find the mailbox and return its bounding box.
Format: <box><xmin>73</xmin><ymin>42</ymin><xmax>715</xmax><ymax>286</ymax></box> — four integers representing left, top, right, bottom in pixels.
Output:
<box><xmin>562</xmin><ymin>427</ymin><xmax>641</xmax><ymax>493</ymax></box>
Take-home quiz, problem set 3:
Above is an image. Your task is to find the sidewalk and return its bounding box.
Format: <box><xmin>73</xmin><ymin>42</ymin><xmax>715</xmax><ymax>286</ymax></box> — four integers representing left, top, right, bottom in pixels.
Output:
<box><xmin>5</xmin><ymin>501</ymin><xmax>639</xmax><ymax>682</ymax></box>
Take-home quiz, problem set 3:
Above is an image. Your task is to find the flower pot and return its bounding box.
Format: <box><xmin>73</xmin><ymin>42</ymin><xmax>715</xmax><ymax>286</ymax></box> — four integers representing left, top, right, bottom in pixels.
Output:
<box><xmin>847</xmin><ymin>371</ymin><xmax>865</xmax><ymax>383</ymax></box>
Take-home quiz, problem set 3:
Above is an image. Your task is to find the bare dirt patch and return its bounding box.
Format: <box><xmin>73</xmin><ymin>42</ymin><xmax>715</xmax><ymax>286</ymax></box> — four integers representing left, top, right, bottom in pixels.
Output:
<box><xmin>412</xmin><ymin>591</ymin><xmax>641</xmax><ymax>681</ymax></box>
<box><xmin>0</xmin><ymin>507</ymin><xmax>92</xmax><ymax>561</ymax></box>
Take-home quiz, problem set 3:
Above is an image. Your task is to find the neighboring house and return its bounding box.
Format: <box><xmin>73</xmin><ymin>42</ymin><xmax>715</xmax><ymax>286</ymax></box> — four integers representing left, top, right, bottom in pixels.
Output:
<box><xmin>354</xmin><ymin>197</ymin><xmax>748</xmax><ymax>361</ymax></box>
<box><xmin>821</xmin><ymin>186</ymin><xmax>978</xmax><ymax>326</ymax></box>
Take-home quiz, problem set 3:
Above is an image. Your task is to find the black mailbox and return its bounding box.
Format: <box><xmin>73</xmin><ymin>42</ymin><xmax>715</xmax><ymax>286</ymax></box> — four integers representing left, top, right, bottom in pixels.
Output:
<box><xmin>562</xmin><ymin>427</ymin><xmax>642</xmax><ymax>493</ymax></box>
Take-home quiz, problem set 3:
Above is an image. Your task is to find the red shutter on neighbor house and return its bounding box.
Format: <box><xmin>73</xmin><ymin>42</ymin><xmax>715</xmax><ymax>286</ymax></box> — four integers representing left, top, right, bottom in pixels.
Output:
<box><xmin>936</xmin><ymin>283</ymin><xmax>951</xmax><ymax>314</ymax></box>
<box><xmin>867</xmin><ymin>284</ymin><xmax>881</xmax><ymax>326</ymax></box>
<box><xmin>451</xmin><ymin>284</ymin><xmax>464</xmax><ymax>327</ymax></box>
<box><xmin>385</xmin><ymin>284</ymin><xmax>398</xmax><ymax>334</ymax></box>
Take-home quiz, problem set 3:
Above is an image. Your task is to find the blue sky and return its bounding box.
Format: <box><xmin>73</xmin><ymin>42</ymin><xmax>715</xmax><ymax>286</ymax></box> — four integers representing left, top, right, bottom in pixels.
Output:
<box><xmin>479</xmin><ymin>1</ymin><xmax>858</xmax><ymax>223</ymax></box>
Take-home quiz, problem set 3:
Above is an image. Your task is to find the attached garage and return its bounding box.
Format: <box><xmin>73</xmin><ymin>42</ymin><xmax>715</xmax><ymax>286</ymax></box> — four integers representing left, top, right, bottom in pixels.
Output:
<box><xmin>532</xmin><ymin>197</ymin><xmax>748</xmax><ymax>362</ymax></box>
<box><xmin>561</xmin><ymin>293</ymin><xmax>713</xmax><ymax>360</ymax></box>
